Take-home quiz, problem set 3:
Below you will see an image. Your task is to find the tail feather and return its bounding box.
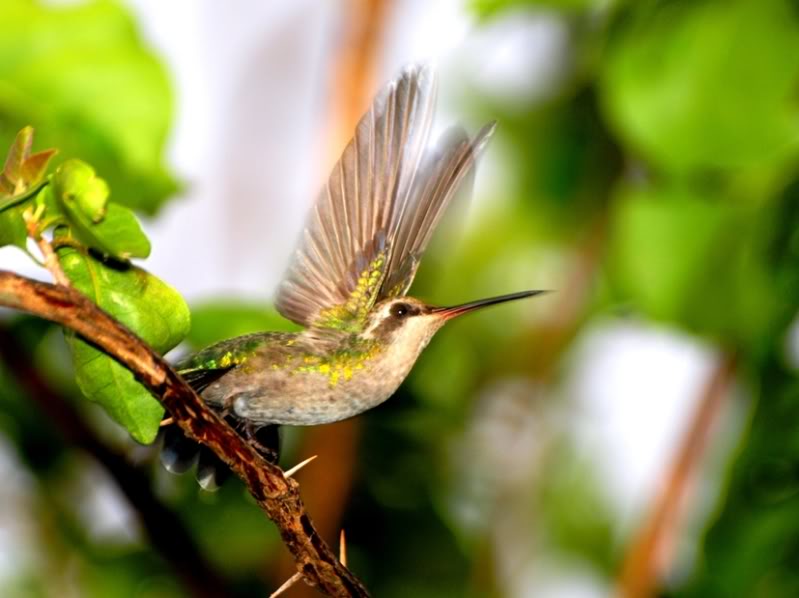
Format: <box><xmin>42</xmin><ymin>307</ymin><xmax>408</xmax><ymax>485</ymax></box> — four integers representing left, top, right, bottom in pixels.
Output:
<box><xmin>159</xmin><ymin>418</ymin><xmax>282</xmax><ymax>491</ymax></box>
<box><xmin>160</xmin><ymin>424</ymin><xmax>200</xmax><ymax>474</ymax></box>
<box><xmin>196</xmin><ymin>446</ymin><xmax>232</xmax><ymax>491</ymax></box>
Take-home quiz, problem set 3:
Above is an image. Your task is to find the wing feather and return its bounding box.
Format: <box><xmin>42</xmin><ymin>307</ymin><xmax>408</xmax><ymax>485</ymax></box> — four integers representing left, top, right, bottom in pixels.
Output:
<box><xmin>275</xmin><ymin>65</ymin><xmax>436</xmax><ymax>329</ymax></box>
<box><xmin>274</xmin><ymin>66</ymin><xmax>494</xmax><ymax>330</ymax></box>
<box><xmin>381</xmin><ymin>122</ymin><xmax>496</xmax><ymax>298</ymax></box>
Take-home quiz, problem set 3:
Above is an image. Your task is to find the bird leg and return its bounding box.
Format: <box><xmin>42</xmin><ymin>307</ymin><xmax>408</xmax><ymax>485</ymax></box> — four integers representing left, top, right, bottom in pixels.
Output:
<box><xmin>239</xmin><ymin>420</ymin><xmax>281</xmax><ymax>465</ymax></box>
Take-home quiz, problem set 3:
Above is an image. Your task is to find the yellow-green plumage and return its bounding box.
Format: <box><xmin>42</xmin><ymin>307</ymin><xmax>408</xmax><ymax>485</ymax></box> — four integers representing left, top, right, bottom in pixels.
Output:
<box><xmin>175</xmin><ymin>303</ymin><xmax>437</xmax><ymax>426</ymax></box>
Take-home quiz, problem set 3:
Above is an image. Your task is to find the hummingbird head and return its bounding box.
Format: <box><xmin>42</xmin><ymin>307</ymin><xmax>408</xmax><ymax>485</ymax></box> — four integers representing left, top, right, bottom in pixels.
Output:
<box><xmin>362</xmin><ymin>290</ymin><xmax>548</xmax><ymax>357</ymax></box>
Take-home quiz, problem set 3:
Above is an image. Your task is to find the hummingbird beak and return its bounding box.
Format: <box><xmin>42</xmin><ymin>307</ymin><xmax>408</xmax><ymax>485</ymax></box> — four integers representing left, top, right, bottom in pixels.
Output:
<box><xmin>430</xmin><ymin>290</ymin><xmax>549</xmax><ymax>321</ymax></box>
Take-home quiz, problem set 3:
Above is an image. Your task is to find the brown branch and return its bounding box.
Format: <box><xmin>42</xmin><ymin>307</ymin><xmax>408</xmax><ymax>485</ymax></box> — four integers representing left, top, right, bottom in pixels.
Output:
<box><xmin>0</xmin><ymin>270</ymin><xmax>369</xmax><ymax>598</ymax></box>
<box><xmin>618</xmin><ymin>352</ymin><xmax>738</xmax><ymax>598</ymax></box>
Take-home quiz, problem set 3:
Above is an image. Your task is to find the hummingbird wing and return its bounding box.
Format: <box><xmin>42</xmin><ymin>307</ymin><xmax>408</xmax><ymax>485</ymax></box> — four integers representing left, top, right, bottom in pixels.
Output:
<box><xmin>275</xmin><ymin>65</ymin><xmax>436</xmax><ymax>330</ymax></box>
<box><xmin>275</xmin><ymin>65</ymin><xmax>495</xmax><ymax>331</ymax></box>
<box><xmin>379</xmin><ymin>122</ymin><xmax>495</xmax><ymax>298</ymax></box>
<box><xmin>175</xmin><ymin>332</ymin><xmax>272</xmax><ymax>388</ymax></box>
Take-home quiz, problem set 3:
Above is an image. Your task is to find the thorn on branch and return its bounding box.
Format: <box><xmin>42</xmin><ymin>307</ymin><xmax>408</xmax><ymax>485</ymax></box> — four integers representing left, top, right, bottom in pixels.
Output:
<box><xmin>340</xmin><ymin>529</ymin><xmax>348</xmax><ymax>567</ymax></box>
<box><xmin>284</xmin><ymin>454</ymin><xmax>318</xmax><ymax>478</ymax></box>
<box><xmin>270</xmin><ymin>572</ymin><xmax>303</xmax><ymax>598</ymax></box>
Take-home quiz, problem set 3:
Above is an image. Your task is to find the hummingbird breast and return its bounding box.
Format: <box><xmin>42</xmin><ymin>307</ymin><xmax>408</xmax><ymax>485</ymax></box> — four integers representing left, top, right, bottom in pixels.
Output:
<box><xmin>197</xmin><ymin>327</ymin><xmax>433</xmax><ymax>426</ymax></box>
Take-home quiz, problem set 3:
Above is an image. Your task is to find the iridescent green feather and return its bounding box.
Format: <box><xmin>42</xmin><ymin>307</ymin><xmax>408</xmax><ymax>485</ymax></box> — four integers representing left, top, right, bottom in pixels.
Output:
<box><xmin>315</xmin><ymin>251</ymin><xmax>388</xmax><ymax>331</ymax></box>
<box><xmin>178</xmin><ymin>333</ymin><xmax>274</xmax><ymax>375</ymax></box>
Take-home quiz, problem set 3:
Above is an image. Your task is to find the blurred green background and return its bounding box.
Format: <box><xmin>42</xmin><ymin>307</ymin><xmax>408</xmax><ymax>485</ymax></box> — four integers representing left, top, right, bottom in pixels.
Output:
<box><xmin>1</xmin><ymin>0</ymin><xmax>798</xmax><ymax>596</ymax></box>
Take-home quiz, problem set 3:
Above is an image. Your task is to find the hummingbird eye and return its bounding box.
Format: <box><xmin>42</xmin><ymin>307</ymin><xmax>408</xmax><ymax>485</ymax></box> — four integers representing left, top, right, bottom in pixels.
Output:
<box><xmin>391</xmin><ymin>303</ymin><xmax>410</xmax><ymax>318</ymax></box>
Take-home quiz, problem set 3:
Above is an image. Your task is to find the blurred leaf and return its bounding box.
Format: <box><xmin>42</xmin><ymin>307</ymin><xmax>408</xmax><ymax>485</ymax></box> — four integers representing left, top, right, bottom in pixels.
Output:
<box><xmin>187</xmin><ymin>300</ymin><xmax>299</xmax><ymax>349</ymax></box>
<box><xmin>0</xmin><ymin>202</ymin><xmax>28</xmax><ymax>249</ymax></box>
<box><xmin>610</xmin><ymin>181</ymin><xmax>780</xmax><ymax>347</ymax></box>
<box><xmin>52</xmin><ymin>160</ymin><xmax>150</xmax><ymax>260</ymax></box>
<box><xmin>601</xmin><ymin>0</ymin><xmax>799</xmax><ymax>173</ymax></box>
<box><xmin>471</xmin><ymin>0</ymin><xmax>600</xmax><ymax>17</ymax></box>
<box><xmin>678</xmin><ymin>180</ymin><xmax>799</xmax><ymax>597</ymax></box>
<box><xmin>610</xmin><ymin>184</ymin><xmax>729</xmax><ymax>323</ymax></box>
<box><xmin>680</xmin><ymin>377</ymin><xmax>799</xmax><ymax>598</ymax></box>
<box><xmin>410</xmin><ymin>329</ymin><xmax>479</xmax><ymax>411</ymax></box>
<box><xmin>0</xmin><ymin>0</ymin><xmax>177</xmax><ymax>213</ymax></box>
<box><xmin>180</xmin><ymin>482</ymin><xmax>280</xmax><ymax>575</ymax></box>
<box><xmin>481</xmin><ymin>90</ymin><xmax>622</xmax><ymax>233</ymax></box>
<box><xmin>59</xmin><ymin>248</ymin><xmax>190</xmax><ymax>443</ymax></box>
<box><xmin>538</xmin><ymin>446</ymin><xmax>618</xmax><ymax>574</ymax></box>
<box><xmin>352</xmin><ymin>394</ymin><xmax>478</xmax><ymax>597</ymax></box>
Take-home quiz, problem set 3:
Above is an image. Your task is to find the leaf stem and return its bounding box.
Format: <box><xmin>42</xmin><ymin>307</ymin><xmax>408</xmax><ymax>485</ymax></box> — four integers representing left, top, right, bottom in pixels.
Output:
<box><xmin>23</xmin><ymin>206</ymin><xmax>70</xmax><ymax>286</ymax></box>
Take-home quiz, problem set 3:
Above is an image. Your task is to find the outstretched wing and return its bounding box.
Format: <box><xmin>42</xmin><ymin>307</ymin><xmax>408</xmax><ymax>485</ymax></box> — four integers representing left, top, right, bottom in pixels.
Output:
<box><xmin>274</xmin><ymin>65</ymin><xmax>495</xmax><ymax>331</ymax></box>
<box><xmin>275</xmin><ymin>65</ymin><xmax>435</xmax><ymax>330</ymax></box>
<box><xmin>380</xmin><ymin>121</ymin><xmax>495</xmax><ymax>298</ymax></box>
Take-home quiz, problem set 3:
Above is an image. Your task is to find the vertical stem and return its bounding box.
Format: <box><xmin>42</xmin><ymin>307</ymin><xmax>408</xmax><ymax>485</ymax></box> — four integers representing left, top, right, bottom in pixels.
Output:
<box><xmin>618</xmin><ymin>353</ymin><xmax>738</xmax><ymax>598</ymax></box>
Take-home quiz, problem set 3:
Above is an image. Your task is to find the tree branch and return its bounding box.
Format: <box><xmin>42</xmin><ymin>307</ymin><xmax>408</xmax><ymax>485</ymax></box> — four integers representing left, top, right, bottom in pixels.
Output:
<box><xmin>0</xmin><ymin>270</ymin><xmax>369</xmax><ymax>598</ymax></box>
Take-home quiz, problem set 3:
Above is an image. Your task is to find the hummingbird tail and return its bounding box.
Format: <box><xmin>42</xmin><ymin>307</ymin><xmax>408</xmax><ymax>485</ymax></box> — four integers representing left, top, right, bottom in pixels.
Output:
<box><xmin>159</xmin><ymin>418</ymin><xmax>282</xmax><ymax>491</ymax></box>
<box><xmin>196</xmin><ymin>444</ymin><xmax>232</xmax><ymax>491</ymax></box>
<box><xmin>159</xmin><ymin>426</ymin><xmax>227</xmax><ymax>491</ymax></box>
<box><xmin>159</xmin><ymin>424</ymin><xmax>200</xmax><ymax>474</ymax></box>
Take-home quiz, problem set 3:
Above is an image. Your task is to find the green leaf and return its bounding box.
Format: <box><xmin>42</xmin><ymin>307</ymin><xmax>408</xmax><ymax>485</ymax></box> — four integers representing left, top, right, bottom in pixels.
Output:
<box><xmin>0</xmin><ymin>183</ymin><xmax>61</xmax><ymax>252</ymax></box>
<box><xmin>0</xmin><ymin>0</ymin><xmax>178</xmax><ymax>213</ymax></box>
<box><xmin>600</xmin><ymin>0</ymin><xmax>799</xmax><ymax>174</ymax></box>
<box><xmin>53</xmin><ymin>160</ymin><xmax>150</xmax><ymax>260</ymax></box>
<box><xmin>73</xmin><ymin>202</ymin><xmax>151</xmax><ymax>260</ymax></box>
<box><xmin>59</xmin><ymin>248</ymin><xmax>191</xmax><ymax>444</ymax></box>
<box><xmin>0</xmin><ymin>126</ymin><xmax>57</xmax><ymax>211</ymax></box>
<box><xmin>0</xmin><ymin>125</ymin><xmax>33</xmax><ymax>191</ymax></box>
<box><xmin>0</xmin><ymin>202</ymin><xmax>27</xmax><ymax>249</ymax></box>
<box><xmin>51</xmin><ymin>159</ymin><xmax>108</xmax><ymax>222</ymax></box>
<box><xmin>34</xmin><ymin>184</ymin><xmax>63</xmax><ymax>221</ymax></box>
<box><xmin>19</xmin><ymin>148</ymin><xmax>57</xmax><ymax>188</ymax></box>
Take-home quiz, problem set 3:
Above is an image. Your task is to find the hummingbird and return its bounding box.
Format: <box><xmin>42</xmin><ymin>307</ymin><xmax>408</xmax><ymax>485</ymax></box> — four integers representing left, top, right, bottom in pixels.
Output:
<box><xmin>160</xmin><ymin>65</ymin><xmax>546</xmax><ymax>489</ymax></box>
